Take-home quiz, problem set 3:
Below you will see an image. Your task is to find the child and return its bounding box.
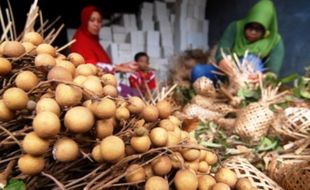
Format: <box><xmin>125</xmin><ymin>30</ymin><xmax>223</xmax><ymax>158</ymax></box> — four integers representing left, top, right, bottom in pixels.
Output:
<box><xmin>129</xmin><ymin>52</ymin><xmax>156</xmax><ymax>95</ymax></box>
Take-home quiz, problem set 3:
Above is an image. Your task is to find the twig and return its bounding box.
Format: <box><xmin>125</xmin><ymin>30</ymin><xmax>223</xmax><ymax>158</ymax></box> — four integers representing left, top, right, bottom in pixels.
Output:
<box><xmin>0</xmin><ymin>125</ymin><xmax>22</xmax><ymax>148</ymax></box>
<box><xmin>48</xmin><ymin>24</ymin><xmax>64</xmax><ymax>44</ymax></box>
<box><xmin>0</xmin><ymin>22</ymin><xmax>12</xmax><ymax>42</ymax></box>
<box><xmin>56</xmin><ymin>39</ymin><xmax>76</xmax><ymax>52</ymax></box>
<box><xmin>41</xmin><ymin>172</ymin><xmax>65</xmax><ymax>190</ymax></box>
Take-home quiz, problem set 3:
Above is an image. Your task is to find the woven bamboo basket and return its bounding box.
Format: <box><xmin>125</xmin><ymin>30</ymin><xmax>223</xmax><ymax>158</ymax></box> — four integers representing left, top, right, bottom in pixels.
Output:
<box><xmin>191</xmin><ymin>95</ymin><xmax>235</xmax><ymax>115</ymax></box>
<box><xmin>265</xmin><ymin>150</ymin><xmax>310</xmax><ymax>184</ymax></box>
<box><xmin>280</xmin><ymin>161</ymin><xmax>310</xmax><ymax>190</ymax></box>
<box><xmin>234</xmin><ymin>102</ymin><xmax>274</xmax><ymax>142</ymax></box>
<box><xmin>273</xmin><ymin>107</ymin><xmax>310</xmax><ymax>139</ymax></box>
<box><xmin>193</xmin><ymin>77</ymin><xmax>216</xmax><ymax>97</ymax></box>
<box><xmin>224</xmin><ymin>157</ymin><xmax>284</xmax><ymax>190</ymax></box>
<box><xmin>183</xmin><ymin>104</ymin><xmax>223</xmax><ymax>121</ymax></box>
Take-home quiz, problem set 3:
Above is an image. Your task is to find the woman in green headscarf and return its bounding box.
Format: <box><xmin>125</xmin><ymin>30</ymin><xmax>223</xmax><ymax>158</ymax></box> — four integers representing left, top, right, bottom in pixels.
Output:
<box><xmin>191</xmin><ymin>0</ymin><xmax>284</xmax><ymax>83</ymax></box>
<box><xmin>215</xmin><ymin>0</ymin><xmax>285</xmax><ymax>75</ymax></box>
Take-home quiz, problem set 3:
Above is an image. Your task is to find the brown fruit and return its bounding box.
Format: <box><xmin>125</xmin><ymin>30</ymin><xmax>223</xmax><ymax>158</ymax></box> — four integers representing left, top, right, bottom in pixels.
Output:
<box><xmin>3</xmin><ymin>41</ymin><xmax>25</xmax><ymax>57</ymax></box>
<box><xmin>235</xmin><ymin>178</ymin><xmax>253</xmax><ymax>190</ymax></box>
<box><xmin>142</xmin><ymin>105</ymin><xmax>159</xmax><ymax>122</ymax></box>
<box><xmin>33</xmin><ymin>111</ymin><xmax>61</xmax><ymax>138</ymax></box>
<box><xmin>82</xmin><ymin>77</ymin><xmax>104</xmax><ymax>96</ymax></box>
<box><xmin>91</xmin><ymin>144</ymin><xmax>103</xmax><ymax>162</ymax></box>
<box><xmin>159</xmin><ymin>119</ymin><xmax>175</xmax><ymax>131</ymax></box>
<box><xmin>166</xmin><ymin>131</ymin><xmax>181</xmax><ymax>146</ymax></box>
<box><xmin>115</xmin><ymin>107</ymin><xmax>130</xmax><ymax>120</ymax></box>
<box><xmin>23</xmin><ymin>132</ymin><xmax>49</xmax><ymax>156</ymax></box>
<box><xmin>169</xmin><ymin>152</ymin><xmax>184</xmax><ymax>169</ymax></box>
<box><xmin>215</xmin><ymin>168</ymin><xmax>237</xmax><ymax>188</ymax></box>
<box><xmin>130</xmin><ymin>136</ymin><xmax>151</xmax><ymax>153</ymax></box>
<box><xmin>36</xmin><ymin>98</ymin><xmax>60</xmax><ymax>116</ymax></box>
<box><xmin>168</xmin><ymin>115</ymin><xmax>181</xmax><ymax>126</ymax></box>
<box><xmin>145</xmin><ymin>176</ymin><xmax>169</xmax><ymax>190</ymax></box>
<box><xmin>185</xmin><ymin>161</ymin><xmax>199</xmax><ymax>172</ymax></box>
<box><xmin>22</xmin><ymin>42</ymin><xmax>36</xmax><ymax>56</ymax></box>
<box><xmin>68</xmin><ymin>52</ymin><xmax>85</xmax><ymax>66</ymax></box>
<box><xmin>149</xmin><ymin>127</ymin><xmax>168</xmax><ymax>147</ymax></box>
<box><xmin>100</xmin><ymin>136</ymin><xmax>125</xmax><ymax>162</ymax></box>
<box><xmin>174</xmin><ymin>169</ymin><xmax>198</xmax><ymax>190</ymax></box>
<box><xmin>94</xmin><ymin>98</ymin><xmax>116</xmax><ymax>119</ymax></box>
<box><xmin>64</xmin><ymin>106</ymin><xmax>95</xmax><ymax>133</ymax></box>
<box><xmin>205</xmin><ymin>151</ymin><xmax>218</xmax><ymax>165</ymax></box>
<box><xmin>48</xmin><ymin>66</ymin><xmax>73</xmax><ymax>81</ymax></box>
<box><xmin>0</xmin><ymin>57</ymin><xmax>12</xmax><ymax>75</ymax></box>
<box><xmin>15</xmin><ymin>71</ymin><xmax>39</xmax><ymax>91</ymax></box>
<box><xmin>18</xmin><ymin>154</ymin><xmax>45</xmax><ymax>175</ymax></box>
<box><xmin>182</xmin><ymin>148</ymin><xmax>201</xmax><ymax>161</ymax></box>
<box><xmin>23</xmin><ymin>32</ymin><xmax>44</xmax><ymax>45</ymax></box>
<box><xmin>156</xmin><ymin>100</ymin><xmax>172</xmax><ymax>119</ymax></box>
<box><xmin>0</xmin><ymin>100</ymin><xmax>14</xmax><ymax>121</ymax></box>
<box><xmin>198</xmin><ymin>175</ymin><xmax>216</xmax><ymax>190</ymax></box>
<box><xmin>55</xmin><ymin>84</ymin><xmax>82</xmax><ymax>106</ymax></box>
<box><xmin>103</xmin><ymin>85</ymin><xmax>118</xmax><ymax>97</ymax></box>
<box><xmin>73</xmin><ymin>75</ymin><xmax>87</xmax><ymax>86</ymax></box>
<box><xmin>35</xmin><ymin>53</ymin><xmax>56</xmax><ymax>67</ymax></box>
<box><xmin>101</xmin><ymin>73</ymin><xmax>117</xmax><ymax>86</ymax></box>
<box><xmin>96</xmin><ymin>118</ymin><xmax>115</xmax><ymax>139</ymax></box>
<box><xmin>198</xmin><ymin>161</ymin><xmax>210</xmax><ymax>173</ymax></box>
<box><xmin>56</xmin><ymin>60</ymin><xmax>76</xmax><ymax>76</ymax></box>
<box><xmin>125</xmin><ymin>164</ymin><xmax>145</xmax><ymax>183</ymax></box>
<box><xmin>125</xmin><ymin>145</ymin><xmax>136</xmax><ymax>156</ymax></box>
<box><xmin>211</xmin><ymin>183</ymin><xmax>231</xmax><ymax>190</ymax></box>
<box><xmin>127</xmin><ymin>96</ymin><xmax>145</xmax><ymax>114</ymax></box>
<box><xmin>3</xmin><ymin>87</ymin><xmax>29</xmax><ymax>110</ymax></box>
<box><xmin>76</xmin><ymin>64</ymin><xmax>96</xmax><ymax>76</ymax></box>
<box><xmin>151</xmin><ymin>156</ymin><xmax>172</xmax><ymax>176</ymax></box>
<box><xmin>36</xmin><ymin>43</ymin><xmax>56</xmax><ymax>56</ymax></box>
<box><xmin>53</xmin><ymin>138</ymin><xmax>80</xmax><ymax>162</ymax></box>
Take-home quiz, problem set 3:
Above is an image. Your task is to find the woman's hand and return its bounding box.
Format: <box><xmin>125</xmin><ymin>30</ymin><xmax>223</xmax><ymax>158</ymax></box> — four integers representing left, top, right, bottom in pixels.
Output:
<box><xmin>115</xmin><ymin>61</ymin><xmax>138</xmax><ymax>73</ymax></box>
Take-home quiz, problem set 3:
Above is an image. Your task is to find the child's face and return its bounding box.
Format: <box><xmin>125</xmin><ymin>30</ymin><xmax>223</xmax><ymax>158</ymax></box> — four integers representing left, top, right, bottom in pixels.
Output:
<box><xmin>137</xmin><ymin>56</ymin><xmax>149</xmax><ymax>71</ymax></box>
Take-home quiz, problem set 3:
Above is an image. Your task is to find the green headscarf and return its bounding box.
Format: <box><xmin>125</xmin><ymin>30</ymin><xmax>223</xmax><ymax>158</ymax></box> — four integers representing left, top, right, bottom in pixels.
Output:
<box><xmin>233</xmin><ymin>0</ymin><xmax>281</xmax><ymax>58</ymax></box>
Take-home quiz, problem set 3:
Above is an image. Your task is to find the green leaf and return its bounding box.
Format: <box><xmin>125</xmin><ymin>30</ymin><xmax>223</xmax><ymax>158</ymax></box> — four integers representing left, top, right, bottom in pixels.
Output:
<box><xmin>255</xmin><ymin>137</ymin><xmax>280</xmax><ymax>152</ymax></box>
<box><xmin>4</xmin><ymin>179</ymin><xmax>25</xmax><ymax>190</ymax></box>
<box><xmin>280</xmin><ymin>73</ymin><xmax>299</xmax><ymax>84</ymax></box>
<box><xmin>300</xmin><ymin>89</ymin><xmax>310</xmax><ymax>99</ymax></box>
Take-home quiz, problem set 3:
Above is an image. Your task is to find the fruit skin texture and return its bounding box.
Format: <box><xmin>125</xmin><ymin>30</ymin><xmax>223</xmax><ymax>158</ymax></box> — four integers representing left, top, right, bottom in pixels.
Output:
<box><xmin>15</xmin><ymin>71</ymin><xmax>39</xmax><ymax>91</ymax></box>
<box><xmin>174</xmin><ymin>169</ymin><xmax>198</xmax><ymax>190</ymax></box>
<box><xmin>95</xmin><ymin>98</ymin><xmax>116</xmax><ymax>119</ymax></box>
<box><xmin>125</xmin><ymin>164</ymin><xmax>145</xmax><ymax>183</ymax></box>
<box><xmin>23</xmin><ymin>132</ymin><xmax>49</xmax><ymax>156</ymax></box>
<box><xmin>3</xmin><ymin>87</ymin><xmax>29</xmax><ymax>110</ymax></box>
<box><xmin>156</xmin><ymin>100</ymin><xmax>172</xmax><ymax>119</ymax></box>
<box><xmin>18</xmin><ymin>154</ymin><xmax>45</xmax><ymax>175</ymax></box>
<box><xmin>3</xmin><ymin>41</ymin><xmax>25</xmax><ymax>57</ymax></box>
<box><xmin>215</xmin><ymin>167</ymin><xmax>237</xmax><ymax>188</ymax></box>
<box><xmin>100</xmin><ymin>136</ymin><xmax>125</xmax><ymax>162</ymax></box>
<box><xmin>235</xmin><ymin>178</ymin><xmax>253</xmax><ymax>190</ymax></box>
<box><xmin>33</xmin><ymin>111</ymin><xmax>61</xmax><ymax>139</ymax></box>
<box><xmin>0</xmin><ymin>100</ymin><xmax>14</xmax><ymax>122</ymax></box>
<box><xmin>151</xmin><ymin>156</ymin><xmax>172</xmax><ymax>176</ymax></box>
<box><xmin>64</xmin><ymin>106</ymin><xmax>95</xmax><ymax>133</ymax></box>
<box><xmin>144</xmin><ymin>176</ymin><xmax>169</xmax><ymax>190</ymax></box>
<box><xmin>149</xmin><ymin>127</ymin><xmax>168</xmax><ymax>147</ymax></box>
<box><xmin>198</xmin><ymin>175</ymin><xmax>216</xmax><ymax>190</ymax></box>
<box><xmin>0</xmin><ymin>57</ymin><xmax>12</xmax><ymax>75</ymax></box>
<box><xmin>130</xmin><ymin>136</ymin><xmax>151</xmax><ymax>153</ymax></box>
<box><xmin>36</xmin><ymin>98</ymin><xmax>60</xmax><ymax>116</ymax></box>
<box><xmin>211</xmin><ymin>183</ymin><xmax>231</xmax><ymax>190</ymax></box>
<box><xmin>23</xmin><ymin>32</ymin><xmax>44</xmax><ymax>45</ymax></box>
<box><xmin>53</xmin><ymin>138</ymin><xmax>80</xmax><ymax>162</ymax></box>
<box><xmin>205</xmin><ymin>151</ymin><xmax>218</xmax><ymax>165</ymax></box>
<box><xmin>91</xmin><ymin>145</ymin><xmax>103</xmax><ymax>162</ymax></box>
<box><xmin>127</xmin><ymin>96</ymin><xmax>145</xmax><ymax>114</ymax></box>
<box><xmin>96</xmin><ymin>119</ymin><xmax>114</xmax><ymax>139</ymax></box>
<box><xmin>142</xmin><ymin>105</ymin><xmax>159</xmax><ymax>122</ymax></box>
